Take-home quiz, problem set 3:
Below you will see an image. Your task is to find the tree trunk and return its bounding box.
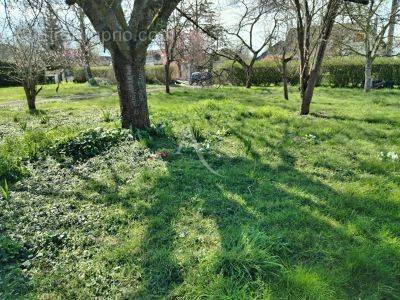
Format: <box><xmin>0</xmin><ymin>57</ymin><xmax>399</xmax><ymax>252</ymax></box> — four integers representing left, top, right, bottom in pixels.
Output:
<box><xmin>112</xmin><ymin>51</ymin><xmax>150</xmax><ymax>130</ymax></box>
<box><xmin>301</xmin><ymin>70</ymin><xmax>318</xmax><ymax>115</ymax></box>
<box><xmin>84</xmin><ymin>63</ymin><xmax>93</xmax><ymax>82</ymax></box>
<box><xmin>177</xmin><ymin>61</ymin><xmax>182</xmax><ymax>78</ymax></box>
<box><xmin>364</xmin><ymin>56</ymin><xmax>373</xmax><ymax>92</ymax></box>
<box><xmin>386</xmin><ymin>0</ymin><xmax>398</xmax><ymax>56</ymax></box>
<box><xmin>299</xmin><ymin>67</ymin><xmax>310</xmax><ymax>115</ymax></box>
<box><xmin>23</xmin><ymin>84</ymin><xmax>36</xmax><ymax>111</ymax></box>
<box><xmin>83</xmin><ymin>47</ymin><xmax>93</xmax><ymax>82</ymax></box>
<box><xmin>245</xmin><ymin>67</ymin><xmax>253</xmax><ymax>89</ymax></box>
<box><xmin>165</xmin><ymin>61</ymin><xmax>171</xmax><ymax>94</ymax></box>
<box><xmin>282</xmin><ymin>60</ymin><xmax>289</xmax><ymax>100</ymax></box>
<box><xmin>298</xmin><ymin>0</ymin><xmax>341</xmax><ymax>115</ymax></box>
<box><xmin>78</xmin><ymin>7</ymin><xmax>93</xmax><ymax>84</ymax></box>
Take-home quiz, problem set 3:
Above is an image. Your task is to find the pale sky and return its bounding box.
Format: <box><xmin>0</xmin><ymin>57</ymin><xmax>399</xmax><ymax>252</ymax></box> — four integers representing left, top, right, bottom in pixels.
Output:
<box><xmin>0</xmin><ymin>1</ymin><xmax>270</xmax><ymax>53</ymax></box>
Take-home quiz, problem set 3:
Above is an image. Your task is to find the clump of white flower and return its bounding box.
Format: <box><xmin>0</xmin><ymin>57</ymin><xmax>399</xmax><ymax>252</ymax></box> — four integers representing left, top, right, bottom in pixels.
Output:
<box><xmin>306</xmin><ymin>134</ymin><xmax>317</xmax><ymax>141</ymax></box>
<box><xmin>387</xmin><ymin>151</ymin><xmax>399</xmax><ymax>160</ymax></box>
<box><xmin>379</xmin><ymin>151</ymin><xmax>399</xmax><ymax>161</ymax></box>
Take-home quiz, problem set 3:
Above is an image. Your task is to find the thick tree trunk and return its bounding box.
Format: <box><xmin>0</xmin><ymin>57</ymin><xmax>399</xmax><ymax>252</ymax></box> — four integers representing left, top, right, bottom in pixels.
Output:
<box><xmin>23</xmin><ymin>84</ymin><xmax>37</xmax><ymax>111</ymax></box>
<box><xmin>165</xmin><ymin>61</ymin><xmax>171</xmax><ymax>94</ymax></box>
<box><xmin>300</xmin><ymin>72</ymin><xmax>317</xmax><ymax>115</ymax></box>
<box><xmin>282</xmin><ymin>60</ymin><xmax>289</xmax><ymax>100</ymax></box>
<box><xmin>364</xmin><ymin>56</ymin><xmax>373</xmax><ymax>92</ymax></box>
<box><xmin>299</xmin><ymin>66</ymin><xmax>310</xmax><ymax>115</ymax></box>
<box><xmin>112</xmin><ymin>51</ymin><xmax>150</xmax><ymax>130</ymax></box>
<box><xmin>300</xmin><ymin>90</ymin><xmax>310</xmax><ymax>115</ymax></box>
<box><xmin>245</xmin><ymin>67</ymin><xmax>253</xmax><ymax>89</ymax></box>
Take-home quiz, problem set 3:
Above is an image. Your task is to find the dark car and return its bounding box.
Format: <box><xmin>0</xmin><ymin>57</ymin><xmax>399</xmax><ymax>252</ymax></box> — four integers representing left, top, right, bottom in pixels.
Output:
<box><xmin>190</xmin><ymin>71</ymin><xmax>213</xmax><ymax>86</ymax></box>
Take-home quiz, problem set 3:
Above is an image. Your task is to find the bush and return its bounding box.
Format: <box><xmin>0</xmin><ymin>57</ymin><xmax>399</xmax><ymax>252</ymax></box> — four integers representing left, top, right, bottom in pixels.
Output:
<box><xmin>52</xmin><ymin>128</ymin><xmax>129</xmax><ymax>162</ymax></box>
<box><xmin>0</xmin><ymin>61</ymin><xmax>19</xmax><ymax>87</ymax></box>
<box><xmin>217</xmin><ymin>57</ymin><xmax>400</xmax><ymax>88</ymax></box>
<box><xmin>372</xmin><ymin>57</ymin><xmax>400</xmax><ymax>86</ymax></box>
<box><xmin>72</xmin><ymin>65</ymin><xmax>177</xmax><ymax>85</ymax></box>
<box><xmin>323</xmin><ymin>57</ymin><xmax>365</xmax><ymax>87</ymax></box>
<box><xmin>0</xmin><ymin>130</ymin><xmax>55</xmax><ymax>182</ymax></box>
<box><xmin>0</xmin><ymin>61</ymin><xmax>46</xmax><ymax>87</ymax></box>
<box><xmin>0</xmin><ymin>154</ymin><xmax>26</xmax><ymax>183</ymax></box>
<box><xmin>217</xmin><ymin>60</ymin><xmax>299</xmax><ymax>87</ymax></box>
<box><xmin>146</xmin><ymin>65</ymin><xmax>178</xmax><ymax>84</ymax></box>
<box><xmin>72</xmin><ymin>66</ymin><xmax>115</xmax><ymax>84</ymax></box>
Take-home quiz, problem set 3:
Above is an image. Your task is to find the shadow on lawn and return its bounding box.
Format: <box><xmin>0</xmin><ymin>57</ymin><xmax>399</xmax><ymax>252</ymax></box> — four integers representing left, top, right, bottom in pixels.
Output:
<box><xmin>9</xmin><ymin>132</ymin><xmax>400</xmax><ymax>298</ymax></box>
<box><xmin>0</xmin><ymin>236</ymin><xmax>31</xmax><ymax>298</ymax></box>
<box><xmin>108</xmin><ymin>133</ymin><xmax>399</xmax><ymax>298</ymax></box>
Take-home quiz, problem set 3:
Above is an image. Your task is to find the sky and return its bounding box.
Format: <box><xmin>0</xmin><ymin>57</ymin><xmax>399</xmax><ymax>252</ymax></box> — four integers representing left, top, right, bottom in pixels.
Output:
<box><xmin>0</xmin><ymin>1</ymin><xmax>268</xmax><ymax>52</ymax></box>
<box><xmin>218</xmin><ymin>0</ymin><xmax>277</xmax><ymax>51</ymax></box>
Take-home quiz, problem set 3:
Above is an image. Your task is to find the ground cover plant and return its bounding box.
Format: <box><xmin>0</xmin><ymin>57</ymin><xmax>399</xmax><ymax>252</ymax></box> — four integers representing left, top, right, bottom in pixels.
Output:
<box><xmin>0</xmin><ymin>84</ymin><xmax>399</xmax><ymax>299</ymax></box>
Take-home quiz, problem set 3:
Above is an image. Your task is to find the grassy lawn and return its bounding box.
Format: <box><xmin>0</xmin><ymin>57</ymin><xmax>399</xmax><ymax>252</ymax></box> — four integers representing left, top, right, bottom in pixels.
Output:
<box><xmin>0</xmin><ymin>83</ymin><xmax>117</xmax><ymax>104</ymax></box>
<box><xmin>0</xmin><ymin>84</ymin><xmax>399</xmax><ymax>299</ymax></box>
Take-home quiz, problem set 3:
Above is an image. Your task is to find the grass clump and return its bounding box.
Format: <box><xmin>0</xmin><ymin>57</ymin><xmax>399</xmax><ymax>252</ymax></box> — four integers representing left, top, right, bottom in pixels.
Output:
<box><xmin>0</xmin><ymin>179</ymin><xmax>10</xmax><ymax>200</ymax></box>
<box><xmin>0</xmin><ymin>153</ymin><xmax>26</xmax><ymax>183</ymax></box>
<box><xmin>52</xmin><ymin>127</ymin><xmax>130</xmax><ymax>162</ymax></box>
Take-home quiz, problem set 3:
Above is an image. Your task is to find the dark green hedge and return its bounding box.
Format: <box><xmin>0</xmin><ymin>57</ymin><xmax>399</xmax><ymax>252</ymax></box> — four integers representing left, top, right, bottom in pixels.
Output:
<box><xmin>217</xmin><ymin>57</ymin><xmax>400</xmax><ymax>88</ymax></box>
<box><xmin>217</xmin><ymin>60</ymin><xmax>299</xmax><ymax>86</ymax></box>
<box><xmin>72</xmin><ymin>65</ymin><xmax>177</xmax><ymax>85</ymax></box>
<box><xmin>0</xmin><ymin>61</ymin><xmax>46</xmax><ymax>87</ymax></box>
<box><xmin>0</xmin><ymin>61</ymin><xmax>19</xmax><ymax>87</ymax></box>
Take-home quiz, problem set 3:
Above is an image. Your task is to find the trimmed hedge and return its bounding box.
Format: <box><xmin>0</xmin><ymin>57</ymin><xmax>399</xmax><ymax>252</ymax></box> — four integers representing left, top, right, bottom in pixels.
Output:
<box><xmin>217</xmin><ymin>60</ymin><xmax>299</xmax><ymax>86</ymax></box>
<box><xmin>72</xmin><ymin>65</ymin><xmax>178</xmax><ymax>85</ymax></box>
<box><xmin>0</xmin><ymin>61</ymin><xmax>46</xmax><ymax>87</ymax></box>
<box><xmin>325</xmin><ymin>57</ymin><xmax>400</xmax><ymax>87</ymax></box>
<box><xmin>217</xmin><ymin>57</ymin><xmax>400</xmax><ymax>88</ymax></box>
<box><xmin>0</xmin><ymin>61</ymin><xmax>19</xmax><ymax>87</ymax></box>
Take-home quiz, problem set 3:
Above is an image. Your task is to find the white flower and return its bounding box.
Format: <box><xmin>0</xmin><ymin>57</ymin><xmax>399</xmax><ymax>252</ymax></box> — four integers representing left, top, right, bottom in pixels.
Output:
<box><xmin>387</xmin><ymin>151</ymin><xmax>399</xmax><ymax>161</ymax></box>
<box><xmin>379</xmin><ymin>151</ymin><xmax>399</xmax><ymax>161</ymax></box>
<box><xmin>307</xmin><ymin>134</ymin><xmax>317</xmax><ymax>140</ymax></box>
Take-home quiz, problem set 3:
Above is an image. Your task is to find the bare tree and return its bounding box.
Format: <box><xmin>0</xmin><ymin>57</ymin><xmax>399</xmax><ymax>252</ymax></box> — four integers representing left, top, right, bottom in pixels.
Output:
<box><xmin>64</xmin><ymin>0</ymin><xmax>182</xmax><ymax>129</ymax></box>
<box><xmin>340</xmin><ymin>0</ymin><xmax>399</xmax><ymax>92</ymax></box>
<box><xmin>2</xmin><ymin>25</ymin><xmax>47</xmax><ymax>110</ymax></box>
<box><xmin>1</xmin><ymin>1</ymin><xmax>52</xmax><ymax>111</ymax></box>
<box><xmin>271</xmin><ymin>15</ymin><xmax>297</xmax><ymax>100</ymax></box>
<box><xmin>159</xmin><ymin>5</ymin><xmax>188</xmax><ymax>94</ymax></box>
<box><xmin>50</xmin><ymin>4</ymin><xmax>99</xmax><ymax>83</ymax></box>
<box><xmin>291</xmin><ymin>0</ymin><xmax>368</xmax><ymax>115</ymax></box>
<box><xmin>176</xmin><ymin>0</ymin><xmax>218</xmax><ymax>78</ymax></box>
<box><xmin>217</xmin><ymin>0</ymin><xmax>279</xmax><ymax>89</ymax></box>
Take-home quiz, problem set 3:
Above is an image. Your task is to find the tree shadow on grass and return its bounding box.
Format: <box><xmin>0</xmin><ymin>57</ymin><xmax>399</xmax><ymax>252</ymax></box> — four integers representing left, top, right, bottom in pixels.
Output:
<box><xmin>0</xmin><ymin>233</ymin><xmax>32</xmax><ymax>298</ymax></box>
<box><xmin>121</xmin><ymin>133</ymin><xmax>400</xmax><ymax>298</ymax></box>
<box><xmin>11</xmin><ymin>133</ymin><xmax>400</xmax><ymax>298</ymax></box>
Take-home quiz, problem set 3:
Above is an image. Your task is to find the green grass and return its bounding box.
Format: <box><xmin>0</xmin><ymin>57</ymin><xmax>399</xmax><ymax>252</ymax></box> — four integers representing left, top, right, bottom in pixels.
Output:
<box><xmin>0</xmin><ymin>82</ymin><xmax>119</xmax><ymax>104</ymax></box>
<box><xmin>0</xmin><ymin>84</ymin><xmax>399</xmax><ymax>299</ymax></box>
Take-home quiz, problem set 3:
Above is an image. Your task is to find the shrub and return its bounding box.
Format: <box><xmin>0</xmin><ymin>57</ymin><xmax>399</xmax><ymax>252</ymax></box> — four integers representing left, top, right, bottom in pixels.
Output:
<box><xmin>217</xmin><ymin>61</ymin><xmax>299</xmax><ymax>87</ymax></box>
<box><xmin>0</xmin><ymin>153</ymin><xmax>26</xmax><ymax>183</ymax></box>
<box><xmin>0</xmin><ymin>61</ymin><xmax>45</xmax><ymax>87</ymax></box>
<box><xmin>52</xmin><ymin>128</ymin><xmax>129</xmax><ymax>162</ymax></box>
<box><xmin>0</xmin><ymin>61</ymin><xmax>19</xmax><ymax>87</ymax></box>
<box><xmin>217</xmin><ymin>57</ymin><xmax>400</xmax><ymax>88</ymax></box>
<box><xmin>72</xmin><ymin>65</ymin><xmax>177</xmax><ymax>85</ymax></box>
<box><xmin>323</xmin><ymin>57</ymin><xmax>365</xmax><ymax>87</ymax></box>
